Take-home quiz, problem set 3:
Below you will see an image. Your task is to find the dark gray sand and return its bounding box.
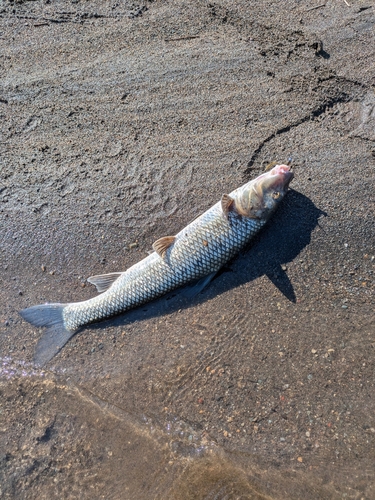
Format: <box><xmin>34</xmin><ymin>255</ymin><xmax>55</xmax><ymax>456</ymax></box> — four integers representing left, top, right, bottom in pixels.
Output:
<box><xmin>1</xmin><ymin>1</ymin><xmax>374</xmax><ymax>498</ymax></box>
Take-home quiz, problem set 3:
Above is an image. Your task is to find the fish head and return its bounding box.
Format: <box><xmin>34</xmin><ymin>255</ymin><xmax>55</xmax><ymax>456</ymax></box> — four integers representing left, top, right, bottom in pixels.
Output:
<box><xmin>236</xmin><ymin>164</ymin><xmax>293</xmax><ymax>220</ymax></box>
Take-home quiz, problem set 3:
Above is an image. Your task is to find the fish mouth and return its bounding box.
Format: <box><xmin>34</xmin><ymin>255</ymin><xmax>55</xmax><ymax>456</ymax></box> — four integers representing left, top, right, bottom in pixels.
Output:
<box><xmin>267</xmin><ymin>164</ymin><xmax>294</xmax><ymax>191</ymax></box>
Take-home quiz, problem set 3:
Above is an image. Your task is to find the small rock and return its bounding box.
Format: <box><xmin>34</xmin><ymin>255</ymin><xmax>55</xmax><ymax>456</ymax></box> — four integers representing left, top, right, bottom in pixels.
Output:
<box><xmin>297</xmin><ymin>456</ymin><xmax>303</xmax><ymax>463</ymax></box>
<box><xmin>41</xmin><ymin>265</ymin><xmax>46</xmax><ymax>272</ymax></box>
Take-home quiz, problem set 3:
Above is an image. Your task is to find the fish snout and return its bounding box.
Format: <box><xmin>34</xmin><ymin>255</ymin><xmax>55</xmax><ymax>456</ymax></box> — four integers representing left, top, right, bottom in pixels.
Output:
<box><xmin>268</xmin><ymin>164</ymin><xmax>294</xmax><ymax>192</ymax></box>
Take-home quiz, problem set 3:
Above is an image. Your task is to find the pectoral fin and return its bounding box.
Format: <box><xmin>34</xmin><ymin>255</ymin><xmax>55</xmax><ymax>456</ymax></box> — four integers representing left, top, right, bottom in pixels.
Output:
<box><xmin>221</xmin><ymin>194</ymin><xmax>235</xmax><ymax>217</ymax></box>
<box><xmin>183</xmin><ymin>271</ymin><xmax>217</xmax><ymax>298</ymax></box>
<box><xmin>152</xmin><ymin>236</ymin><xmax>176</xmax><ymax>259</ymax></box>
<box><xmin>87</xmin><ymin>272</ymin><xmax>123</xmax><ymax>293</ymax></box>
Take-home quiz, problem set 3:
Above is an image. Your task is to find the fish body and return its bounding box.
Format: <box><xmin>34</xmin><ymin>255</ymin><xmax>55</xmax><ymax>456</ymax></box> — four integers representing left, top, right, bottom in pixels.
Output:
<box><xmin>20</xmin><ymin>164</ymin><xmax>293</xmax><ymax>365</ymax></box>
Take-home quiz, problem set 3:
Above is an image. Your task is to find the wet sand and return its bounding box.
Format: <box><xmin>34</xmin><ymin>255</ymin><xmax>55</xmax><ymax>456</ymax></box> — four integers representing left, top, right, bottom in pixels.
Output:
<box><xmin>1</xmin><ymin>1</ymin><xmax>375</xmax><ymax>498</ymax></box>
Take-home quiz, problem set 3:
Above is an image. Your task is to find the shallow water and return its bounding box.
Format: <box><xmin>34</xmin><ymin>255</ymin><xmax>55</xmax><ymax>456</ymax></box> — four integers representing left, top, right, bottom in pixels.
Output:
<box><xmin>0</xmin><ymin>358</ymin><xmax>352</xmax><ymax>500</ymax></box>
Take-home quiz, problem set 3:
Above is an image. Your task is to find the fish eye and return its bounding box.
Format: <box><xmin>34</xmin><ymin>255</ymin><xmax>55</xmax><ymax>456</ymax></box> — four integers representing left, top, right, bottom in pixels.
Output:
<box><xmin>271</xmin><ymin>191</ymin><xmax>280</xmax><ymax>199</ymax></box>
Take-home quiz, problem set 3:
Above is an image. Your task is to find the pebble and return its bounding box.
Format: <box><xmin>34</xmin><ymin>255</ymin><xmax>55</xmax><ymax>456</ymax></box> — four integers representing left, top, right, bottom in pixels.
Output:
<box><xmin>41</xmin><ymin>265</ymin><xmax>46</xmax><ymax>272</ymax></box>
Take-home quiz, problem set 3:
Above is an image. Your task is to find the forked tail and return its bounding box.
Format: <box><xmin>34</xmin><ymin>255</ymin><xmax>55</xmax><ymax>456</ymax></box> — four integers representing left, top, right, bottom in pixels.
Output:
<box><xmin>19</xmin><ymin>304</ymin><xmax>77</xmax><ymax>366</ymax></box>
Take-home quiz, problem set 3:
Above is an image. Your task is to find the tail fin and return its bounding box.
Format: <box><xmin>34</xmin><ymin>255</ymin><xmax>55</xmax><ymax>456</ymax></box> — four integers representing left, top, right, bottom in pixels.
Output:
<box><xmin>19</xmin><ymin>304</ymin><xmax>77</xmax><ymax>367</ymax></box>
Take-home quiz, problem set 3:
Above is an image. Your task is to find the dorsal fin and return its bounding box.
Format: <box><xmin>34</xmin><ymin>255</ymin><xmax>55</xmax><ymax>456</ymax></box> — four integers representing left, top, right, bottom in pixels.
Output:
<box><xmin>87</xmin><ymin>272</ymin><xmax>123</xmax><ymax>293</ymax></box>
<box><xmin>152</xmin><ymin>235</ymin><xmax>176</xmax><ymax>259</ymax></box>
<box><xmin>221</xmin><ymin>193</ymin><xmax>235</xmax><ymax>217</ymax></box>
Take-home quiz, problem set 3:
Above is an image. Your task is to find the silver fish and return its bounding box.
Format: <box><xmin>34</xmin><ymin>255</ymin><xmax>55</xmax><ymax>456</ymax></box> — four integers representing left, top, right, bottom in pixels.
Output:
<box><xmin>20</xmin><ymin>164</ymin><xmax>293</xmax><ymax>365</ymax></box>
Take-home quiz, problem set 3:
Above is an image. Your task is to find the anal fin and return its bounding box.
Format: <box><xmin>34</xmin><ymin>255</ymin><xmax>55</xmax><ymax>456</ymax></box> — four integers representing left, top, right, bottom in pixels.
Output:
<box><xmin>153</xmin><ymin>236</ymin><xmax>176</xmax><ymax>259</ymax></box>
<box><xmin>87</xmin><ymin>272</ymin><xmax>123</xmax><ymax>293</ymax></box>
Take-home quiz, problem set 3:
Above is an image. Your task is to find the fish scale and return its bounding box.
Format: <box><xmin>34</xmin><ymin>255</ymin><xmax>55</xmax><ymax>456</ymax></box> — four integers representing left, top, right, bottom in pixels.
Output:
<box><xmin>63</xmin><ymin>204</ymin><xmax>264</xmax><ymax>331</ymax></box>
<box><xmin>19</xmin><ymin>164</ymin><xmax>293</xmax><ymax>366</ymax></box>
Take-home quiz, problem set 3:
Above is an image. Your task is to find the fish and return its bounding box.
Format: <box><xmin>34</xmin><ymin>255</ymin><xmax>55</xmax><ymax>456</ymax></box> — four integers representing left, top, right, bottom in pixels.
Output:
<box><xmin>20</xmin><ymin>164</ymin><xmax>293</xmax><ymax>366</ymax></box>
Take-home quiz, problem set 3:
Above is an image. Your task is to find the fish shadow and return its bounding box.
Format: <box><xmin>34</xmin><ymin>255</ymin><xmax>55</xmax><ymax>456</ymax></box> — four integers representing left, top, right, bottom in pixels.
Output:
<box><xmin>91</xmin><ymin>189</ymin><xmax>325</xmax><ymax>332</ymax></box>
